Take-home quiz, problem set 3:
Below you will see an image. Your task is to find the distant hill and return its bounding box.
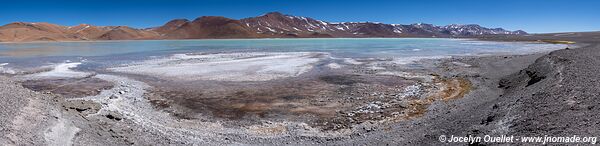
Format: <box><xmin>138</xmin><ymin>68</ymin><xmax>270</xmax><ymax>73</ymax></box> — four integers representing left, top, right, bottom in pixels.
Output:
<box><xmin>0</xmin><ymin>12</ymin><xmax>527</xmax><ymax>42</ymax></box>
<box><xmin>0</xmin><ymin>22</ymin><xmax>159</xmax><ymax>42</ymax></box>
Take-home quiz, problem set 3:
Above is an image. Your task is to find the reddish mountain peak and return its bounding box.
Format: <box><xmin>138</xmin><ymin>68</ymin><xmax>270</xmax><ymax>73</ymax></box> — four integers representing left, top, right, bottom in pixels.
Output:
<box><xmin>153</xmin><ymin>19</ymin><xmax>190</xmax><ymax>33</ymax></box>
<box><xmin>261</xmin><ymin>12</ymin><xmax>285</xmax><ymax>17</ymax></box>
<box><xmin>76</xmin><ymin>23</ymin><xmax>91</xmax><ymax>26</ymax></box>
<box><xmin>193</xmin><ymin>16</ymin><xmax>233</xmax><ymax>22</ymax></box>
<box><xmin>69</xmin><ymin>24</ymin><xmax>92</xmax><ymax>29</ymax></box>
<box><xmin>113</xmin><ymin>26</ymin><xmax>130</xmax><ymax>29</ymax></box>
<box><xmin>2</xmin><ymin>22</ymin><xmax>29</xmax><ymax>27</ymax></box>
<box><xmin>1</xmin><ymin>22</ymin><xmax>67</xmax><ymax>34</ymax></box>
<box><xmin>158</xmin><ymin>15</ymin><xmax>260</xmax><ymax>39</ymax></box>
<box><xmin>67</xmin><ymin>24</ymin><xmax>92</xmax><ymax>33</ymax></box>
<box><xmin>192</xmin><ymin>16</ymin><xmax>240</xmax><ymax>27</ymax></box>
<box><xmin>6</xmin><ymin>22</ymin><xmax>30</xmax><ymax>25</ymax></box>
<box><xmin>3</xmin><ymin>22</ymin><xmax>54</xmax><ymax>27</ymax></box>
<box><xmin>166</xmin><ymin>19</ymin><xmax>190</xmax><ymax>24</ymax></box>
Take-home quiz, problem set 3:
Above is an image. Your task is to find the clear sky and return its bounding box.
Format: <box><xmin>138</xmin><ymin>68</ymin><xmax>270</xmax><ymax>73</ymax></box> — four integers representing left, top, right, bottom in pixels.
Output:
<box><xmin>2</xmin><ymin>0</ymin><xmax>598</xmax><ymax>33</ymax></box>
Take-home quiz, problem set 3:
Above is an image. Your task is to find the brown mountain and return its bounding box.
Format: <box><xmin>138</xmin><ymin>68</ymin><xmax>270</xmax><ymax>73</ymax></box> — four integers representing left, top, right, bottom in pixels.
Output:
<box><xmin>239</xmin><ymin>12</ymin><xmax>334</xmax><ymax>38</ymax></box>
<box><xmin>66</xmin><ymin>24</ymin><xmax>110</xmax><ymax>39</ymax></box>
<box><xmin>0</xmin><ymin>22</ymin><xmax>76</xmax><ymax>42</ymax></box>
<box><xmin>0</xmin><ymin>12</ymin><xmax>527</xmax><ymax>42</ymax></box>
<box><xmin>0</xmin><ymin>22</ymin><xmax>159</xmax><ymax>42</ymax></box>
<box><xmin>96</xmin><ymin>26</ymin><xmax>159</xmax><ymax>40</ymax></box>
<box><xmin>157</xmin><ymin>16</ymin><xmax>263</xmax><ymax>39</ymax></box>
<box><xmin>152</xmin><ymin>19</ymin><xmax>189</xmax><ymax>34</ymax></box>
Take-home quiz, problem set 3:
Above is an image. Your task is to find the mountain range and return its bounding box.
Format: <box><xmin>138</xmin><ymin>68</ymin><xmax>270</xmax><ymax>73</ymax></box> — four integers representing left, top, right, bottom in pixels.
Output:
<box><xmin>0</xmin><ymin>12</ymin><xmax>527</xmax><ymax>42</ymax></box>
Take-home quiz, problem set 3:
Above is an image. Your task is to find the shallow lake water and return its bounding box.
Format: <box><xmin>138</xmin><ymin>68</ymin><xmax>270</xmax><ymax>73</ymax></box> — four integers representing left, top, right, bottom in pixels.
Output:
<box><xmin>0</xmin><ymin>38</ymin><xmax>566</xmax><ymax>73</ymax></box>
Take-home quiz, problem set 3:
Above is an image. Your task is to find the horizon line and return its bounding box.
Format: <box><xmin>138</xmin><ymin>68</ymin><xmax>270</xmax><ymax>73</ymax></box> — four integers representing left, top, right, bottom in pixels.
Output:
<box><xmin>2</xmin><ymin>11</ymin><xmax>596</xmax><ymax>34</ymax></box>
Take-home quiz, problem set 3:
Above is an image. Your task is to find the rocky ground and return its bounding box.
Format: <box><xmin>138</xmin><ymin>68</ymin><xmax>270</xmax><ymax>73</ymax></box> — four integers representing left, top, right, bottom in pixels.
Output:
<box><xmin>1</xmin><ymin>33</ymin><xmax>599</xmax><ymax>145</ymax></box>
<box><xmin>0</xmin><ymin>75</ymin><xmax>65</xmax><ymax>145</ymax></box>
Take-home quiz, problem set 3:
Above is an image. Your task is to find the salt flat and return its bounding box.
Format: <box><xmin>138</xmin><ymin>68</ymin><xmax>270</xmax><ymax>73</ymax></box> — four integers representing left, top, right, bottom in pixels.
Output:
<box><xmin>110</xmin><ymin>52</ymin><xmax>325</xmax><ymax>81</ymax></box>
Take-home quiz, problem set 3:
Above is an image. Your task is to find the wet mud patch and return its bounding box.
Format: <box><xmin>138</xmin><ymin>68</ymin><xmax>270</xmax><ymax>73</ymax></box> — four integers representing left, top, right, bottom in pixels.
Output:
<box><xmin>146</xmin><ymin>78</ymin><xmax>340</xmax><ymax>121</ymax></box>
<box><xmin>21</xmin><ymin>77</ymin><xmax>113</xmax><ymax>98</ymax></box>
<box><xmin>319</xmin><ymin>75</ymin><xmax>362</xmax><ymax>85</ymax></box>
<box><xmin>143</xmin><ymin>73</ymin><xmax>428</xmax><ymax>131</ymax></box>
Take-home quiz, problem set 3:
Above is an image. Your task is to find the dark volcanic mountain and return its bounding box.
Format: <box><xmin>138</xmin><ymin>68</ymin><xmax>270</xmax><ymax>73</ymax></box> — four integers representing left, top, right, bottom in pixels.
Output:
<box><xmin>157</xmin><ymin>16</ymin><xmax>263</xmax><ymax>39</ymax></box>
<box><xmin>0</xmin><ymin>12</ymin><xmax>526</xmax><ymax>42</ymax></box>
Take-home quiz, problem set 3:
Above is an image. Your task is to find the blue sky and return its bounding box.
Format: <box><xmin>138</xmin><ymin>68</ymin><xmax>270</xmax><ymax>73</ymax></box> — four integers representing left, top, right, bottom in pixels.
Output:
<box><xmin>2</xmin><ymin>0</ymin><xmax>598</xmax><ymax>33</ymax></box>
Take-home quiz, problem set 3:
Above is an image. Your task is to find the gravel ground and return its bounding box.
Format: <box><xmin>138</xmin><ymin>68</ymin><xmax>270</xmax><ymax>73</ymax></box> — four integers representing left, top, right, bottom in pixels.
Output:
<box><xmin>0</xmin><ymin>76</ymin><xmax>58</xmax><ymax>145</ymax></box>
<box><xmin>327</xmin><ymin>53</ymin><xmax>549</xmax><ymax>145</ymax></box>
<box><xmin>493</xmin><ymin>43</ymin><xmax>600</xmax><ymax>139</ymax></box>
<box><xmin>0</xmin><ymin>76</ymin><xmax>29</xmax><ymax>144</ymax></box>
